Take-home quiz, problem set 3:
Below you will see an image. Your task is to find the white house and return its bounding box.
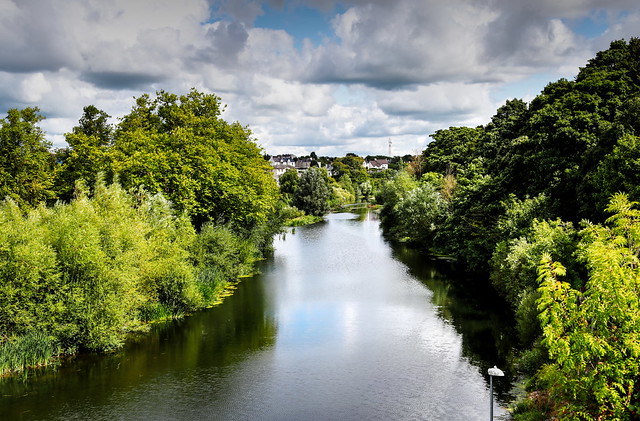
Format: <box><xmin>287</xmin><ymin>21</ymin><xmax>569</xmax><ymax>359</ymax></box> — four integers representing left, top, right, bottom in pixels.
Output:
<box><xmin>364</xmin><ymin>158</ymin><xmax>389</xmax><ymax>171</ymax></box>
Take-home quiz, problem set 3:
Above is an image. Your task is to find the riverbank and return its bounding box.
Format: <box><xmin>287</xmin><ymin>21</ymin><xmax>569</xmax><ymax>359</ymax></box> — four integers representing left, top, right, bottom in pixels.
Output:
<box><xmin>0</xmin><ymin>182</ymin><xmax>277</xmax><ymax>379</ymax></box>
<box><xmin>1</xmin><ymin>211</ymin><xmax>513</xmax><ymax>420</ymax></box>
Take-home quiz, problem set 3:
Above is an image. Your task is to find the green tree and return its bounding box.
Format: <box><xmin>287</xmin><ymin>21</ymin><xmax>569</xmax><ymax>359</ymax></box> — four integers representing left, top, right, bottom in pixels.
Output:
<box><xmin>55</xmin><ymin>106</ymin><xmax>113</xmax><ymax>201</ymax></box>
<box><xmin>377</xmin><ymin>169</ymin><xmax>419</xmax><ymax>229</ymax></box>
<box><xmin>278</xmin><ymin>168</ymin><xmax>299</xmax><ymax>204</ymax></box>
<box><xmin>422</xmin><ymin>126</ymin><xmax>484</xmax><ymax>174</ymax></box>
<box><xmin>490</xmin><ymin>216</ymin><xmax>579</xmax><ymax>345</ymax></box>
<box><xmin>389</xmin><ymin>181</ymin><xmax>447</xmax><ymax>248</ymax></box>
<box><xmin>592</xmin><ymin>133</ymin><xmax>640</xmax><ymax>212</ymax></box>
<box><xmin>438</xmin><ymin>160</ymin><xmax>504</xmax><ymax>272</ymax></box>
<box><xmin>333</xmin><ymin>155</ymin><xmax>367</xmax><ymax>184</ymax></box>
<box><xmin>536</xmin><ymin>193</ymin><xmax>640</xmax><ymax>419</ymax></box>
<box><xmin>293</xmin><ymin>167</ymin><xmax>331</xmax><ymax>216</ymax></box>
<box><xmin>0</xmin><ymin>108</ymin><xmax>55</xmax><ymax>207</ymax></box>
<box><xmin>111</xmin><ymin>89</ymin><xmax>279</xmax><ymax>229</ymax></box>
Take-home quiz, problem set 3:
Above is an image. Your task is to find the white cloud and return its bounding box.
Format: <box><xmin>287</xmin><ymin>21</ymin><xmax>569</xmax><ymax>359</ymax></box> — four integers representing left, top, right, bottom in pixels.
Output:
<box><xmin>19</xmin><ymin>73</ymin><xmax>52</xmax><ymax>103</ymax></box>
<box><xmin>0</xmin><ymin>0</ymin><xmax>638</xmax><ymax>157</ymax></box>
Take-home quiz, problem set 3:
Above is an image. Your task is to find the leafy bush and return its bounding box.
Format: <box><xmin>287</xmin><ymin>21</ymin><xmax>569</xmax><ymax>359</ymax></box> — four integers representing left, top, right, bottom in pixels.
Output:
<box><xmin>389</xmin><ymin>181</ymin><xmax>447</xmax><ymax>247</ymax></box>
<box><xmin>0</xmin><ymin>181</ymin><xmax>244</xmax><ymax>356</ymax></box>
<box><xmin>536</xmin><ymin>194</ymin><xmax>640</xmax><ymax>419</ymax></box>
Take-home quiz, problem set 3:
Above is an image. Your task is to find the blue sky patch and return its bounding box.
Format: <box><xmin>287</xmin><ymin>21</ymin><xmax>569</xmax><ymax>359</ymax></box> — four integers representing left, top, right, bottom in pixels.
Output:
<box><xmin>255</xmin><ymin>3</ymin><xmax>338</xmax><ymax>49</ymax></box>
<box><xmin>562</xmin><ymin>10</ymin><xmax>610</xmax><ymax>39</ymax></box>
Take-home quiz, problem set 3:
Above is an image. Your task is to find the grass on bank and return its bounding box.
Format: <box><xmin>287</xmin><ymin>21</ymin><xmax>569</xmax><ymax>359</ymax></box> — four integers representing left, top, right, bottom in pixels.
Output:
<box><xmin>0</xmin><ymin>331</ymin><xmax>61</xmax><ymax>376</ymax></box>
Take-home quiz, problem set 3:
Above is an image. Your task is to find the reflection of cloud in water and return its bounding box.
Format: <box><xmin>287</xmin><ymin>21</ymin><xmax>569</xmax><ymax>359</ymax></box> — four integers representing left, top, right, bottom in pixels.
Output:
<box><xmin>1</xmin><ymin>210</ymin><xmax>514</xmax><ymax>420</ymax></box>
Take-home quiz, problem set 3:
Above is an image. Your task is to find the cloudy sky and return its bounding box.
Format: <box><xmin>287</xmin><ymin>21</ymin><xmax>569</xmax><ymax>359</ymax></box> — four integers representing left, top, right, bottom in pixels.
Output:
<box><xmin>1</xmin><ymin>0</ymin><xmax>639</xmax><ymax>157</ymax></box>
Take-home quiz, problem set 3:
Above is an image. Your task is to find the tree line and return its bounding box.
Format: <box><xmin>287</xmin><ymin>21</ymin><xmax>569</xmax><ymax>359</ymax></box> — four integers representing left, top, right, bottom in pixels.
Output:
<box><xmin>0</xmin><ymin>90</ymin><xmax>281</xmax><ymax>375</ymax></box>
<box><xmin>377</xmin><ymin>38</ymin><xmax>640</xmax><ymax>420</ymax></box>
<box><xmin>276</xmin><ymin>153</ymin><xmax>395</xmax><ymax>222</ymax></box>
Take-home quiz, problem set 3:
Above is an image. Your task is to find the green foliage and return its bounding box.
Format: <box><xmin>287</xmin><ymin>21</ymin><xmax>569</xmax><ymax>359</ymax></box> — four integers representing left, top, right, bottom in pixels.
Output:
<box><xmin>592</xmin><ymin>133</ymin><xmax>640</xmax><ymax>212</ymax></box>
<box><xmin>495</xmin><ymin>194</ymin><xmax>551</xmax><ymax>240</ymax></box>
<box><xmin>360</xmin><ymin>180</ymin><xmax>373</xmax><ymax>202</ymax></box>
<box><xmin>54</xmin><ymin>89</ymin><xmax>280</xmax><ymax>231</ymax></box>
<box><xmin>55</xmin><ymin>106</ymin><xmax>113</xmax><ymax>201</ymax></box>
<box><xmin>0</xmin><ymin>108</ymin><xmax>55</xmax><ymax>208</ymax></box>
<box><xmin>332</xmin><ymin>155</ymin><xmax>367</xmax><ymax>184</ymax></box>
<box><xmin>0</xmin><ymin>331</ymin><xmax>60</xmax><ymax>376</ymax></box>
<box><xmin>377</xmin><ymin>170</ymin><xmax>419</xmax><ymax>228</ymax></box>
<box><xmin>490</xmin><ymin>218</ymin><xmax>579</xmax><ymax>306</ymax></box>
<box><xmin>536</xmin><ymin>194</ymin><xmax>640</xmax><ymax>419</ymax></box>
<box><xmin>293</xmin><ymin>167</ymin><xmax>331</xmax><ymax>216</ymax></box>
<box><xmin>112</xmin><ymin>90</ymin><xmax>279</xmax><ymax>230</ymax></box>
<box><xmin>278</xmin><ymin>168</ymin><xmax>299</xmax><ymax>204</ymax></box>
<box><xmin>0</xmin><ymin>178</ymin><xmax>268</xmax><ymax>361</ymax></box>
<box><xmin>422</xmin><ymin>126</ymin><xmax>484</xmax><ymax>174</ymax></box>
<box><xmin>439</xmin><ymin>161</ymin><xmax>504</xmax><ymax>272</ymax></box>
<box><xmin>378</xmin><ymin>37</ymin><xmax>640</xmax><ymax>276</ymax></box>
<box><xmin>0</xmin><ymin>199</ymin><xmax>67</xmax><ymax>341</ymax></box>
<box><xmin>389</xmin><ymin>181</ymin><xmax>447</xmax><ymax>247</ymax></box>
<box><xmin>330</xmin><ymin>183</ymin><xmax>356</xmax><ymax>207</ymax></box>
<box><xmin>0</xmin><ymin>89</ymin><xmax>284</xmax><ymax>374</ymax></box>
<box><xmin>192</xmin><ymin>222</ymin><xmax>259</xmax><ymax>286</ymax></box>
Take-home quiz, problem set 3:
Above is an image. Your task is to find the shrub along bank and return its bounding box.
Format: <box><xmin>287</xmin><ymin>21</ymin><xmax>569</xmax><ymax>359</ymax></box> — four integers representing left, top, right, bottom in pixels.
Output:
<box><xmin>0</xmin><ymin>181</ymin><xmax>269</xmax><ymax>376</ymax></box>
<box><xmin>0</xmin><ymin>89</ymin><xmax>281</xmax><ymax>376</ymax></box>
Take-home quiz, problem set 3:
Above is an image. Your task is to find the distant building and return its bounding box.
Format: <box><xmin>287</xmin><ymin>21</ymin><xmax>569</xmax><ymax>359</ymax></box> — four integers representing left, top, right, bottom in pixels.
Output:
<box><xmin>269</xmin><ymin>154</ymin><xmax>296</xmax><ymax>167</ymax></box>
<box><xmin>269</xmin><ymin>154</ymin><xmax>335</xmax><ymax>181</ymax></box>
<box><xmin>295</xmin><ymin>158</ymin><xmax>312</xmax><ymax>174</ymax></box>
<box><xmin>363</xmin><ymin>158</ymin><xmax>389</xmax><ymax>171</ymax></box>
<box><xmin>272</xmin><ymin>164</ymin><xmax>291</xmax><ymax>180</ymax></box>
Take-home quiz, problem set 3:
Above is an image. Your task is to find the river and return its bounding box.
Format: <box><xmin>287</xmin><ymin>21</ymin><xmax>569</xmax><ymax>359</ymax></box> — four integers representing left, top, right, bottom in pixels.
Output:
<box><xmin>1</xmin><ymin>211</ymin><xmax>514</xmax><ymax>420</ymax></box>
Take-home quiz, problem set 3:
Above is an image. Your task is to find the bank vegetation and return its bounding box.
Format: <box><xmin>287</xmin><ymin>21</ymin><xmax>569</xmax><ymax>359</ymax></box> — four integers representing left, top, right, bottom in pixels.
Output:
<box><xmin>377</xmin><ymin>38</ymin><xmax>640</xmax><ymax>420</ymax></box>
<box><xmin>0</xmin><ymin>90</ymin><xmax>281</xmax><ymax>376</ymax></box>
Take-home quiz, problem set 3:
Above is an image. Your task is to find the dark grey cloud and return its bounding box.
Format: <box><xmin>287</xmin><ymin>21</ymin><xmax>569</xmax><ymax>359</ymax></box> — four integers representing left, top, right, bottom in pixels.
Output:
<box><xmin>0</xmin><ymin>1</ymin><xmax>78</xmax><ymax>73</ymax></box>
<box><xmin>301</xmin><ymin>1</ymin><xmax>496</xmax><ymax>89</ymax></box>
<box><xmin>300</xmin><ymin>0</ymin><xmax>640</xmax><ymax>91</ymax></box>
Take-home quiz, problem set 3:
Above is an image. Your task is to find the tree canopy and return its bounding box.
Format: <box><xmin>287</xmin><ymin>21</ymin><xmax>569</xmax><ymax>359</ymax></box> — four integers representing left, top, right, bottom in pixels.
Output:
<box><xmin>0</xmin><ymin>108</ymin><xmax>55</xmax><ymax>208</ymax></box>
<box><xmin>53</xmin><ymin>89</ymin><xmax>280</xmax><ymax>231</ymax></box>
<box><xmin>375</xmin><ymin>38</ymin><xmax>640</xmax><ymax>419</ymax></box>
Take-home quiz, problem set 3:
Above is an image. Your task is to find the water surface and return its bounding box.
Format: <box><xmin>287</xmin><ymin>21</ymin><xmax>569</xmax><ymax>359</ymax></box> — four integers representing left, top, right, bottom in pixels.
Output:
<box><xmin>1</xmin><ymin>212</ymin><xmax>513</xmax><ymax>420</ymax></box>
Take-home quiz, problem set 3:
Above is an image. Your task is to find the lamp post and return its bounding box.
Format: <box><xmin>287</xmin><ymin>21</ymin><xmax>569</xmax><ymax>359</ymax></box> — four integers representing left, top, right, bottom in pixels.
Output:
<box><xmin>488</xmin><ymin>365</ymin><xmax>504</xmax><ymax>420</ymax></box>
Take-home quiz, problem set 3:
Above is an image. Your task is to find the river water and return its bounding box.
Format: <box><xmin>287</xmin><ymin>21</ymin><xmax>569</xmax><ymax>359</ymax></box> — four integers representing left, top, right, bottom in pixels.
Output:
<box><xmin>1</xmin><ymin>211</ymin><xmax>514</xmax><ymax>420</ymax></box>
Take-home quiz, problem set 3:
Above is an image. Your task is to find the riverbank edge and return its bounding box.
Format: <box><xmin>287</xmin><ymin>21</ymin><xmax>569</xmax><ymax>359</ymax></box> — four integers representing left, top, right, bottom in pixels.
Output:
<box><xmin>0</xmin><ymin>265</ymin><xmax>263</xmax><ymax>380</ymax></box>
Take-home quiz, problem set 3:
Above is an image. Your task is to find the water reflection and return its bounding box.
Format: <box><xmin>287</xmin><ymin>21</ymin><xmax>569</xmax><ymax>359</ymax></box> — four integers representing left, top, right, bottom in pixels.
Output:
<box><xmin>1</xmin><ymin>268</ymin><xmax>276</xmax><ymax>420</ymax></box>
<box><xmin>1</xmin><ymin>211</ymin><xmax>513</xmax><ymax>420</ymax></box>
<box><xmin>391</xmin><ymin>245</ymin><xmax>516</xmax><ymax>398</ymax></box>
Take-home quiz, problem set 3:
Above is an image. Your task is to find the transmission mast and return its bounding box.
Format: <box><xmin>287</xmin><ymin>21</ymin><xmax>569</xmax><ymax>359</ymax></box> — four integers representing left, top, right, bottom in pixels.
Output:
<box><xmin>388</xmin><ymin>138</ymin><xmax>392</xmax><ymax>156</ymax></box>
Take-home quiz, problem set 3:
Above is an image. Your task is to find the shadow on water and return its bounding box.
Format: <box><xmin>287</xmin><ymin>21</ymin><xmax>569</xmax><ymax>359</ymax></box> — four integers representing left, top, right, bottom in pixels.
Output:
<box><xmin>1</xmin><ymin>209</ymin><xmax>516</xmax><ymax>420</ymax></box>
<box><xmin>1</xmin><ymin>271</ymin><xmax>277</xmax><ymax>420</ymax></box>
<box><xmin>390</xmin><ymin>242</ymin><xmax>517</xmax><ymax>401</ymax></box>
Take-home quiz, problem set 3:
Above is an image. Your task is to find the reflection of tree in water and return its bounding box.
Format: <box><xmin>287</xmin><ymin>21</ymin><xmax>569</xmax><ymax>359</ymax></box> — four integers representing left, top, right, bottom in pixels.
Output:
<box><xmin>0</xmin><ymin>274</ymin><xmax>276</xmax><ymax>419</ymax></box>
<box><xmin>390</xmin><ymin>243</ymin><xmax>517</xmax><ymax>399</ymax></box>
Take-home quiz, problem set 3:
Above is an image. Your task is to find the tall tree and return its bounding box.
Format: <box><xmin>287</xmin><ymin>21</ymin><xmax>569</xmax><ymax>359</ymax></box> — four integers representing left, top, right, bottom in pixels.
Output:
<box><xmin>111</xmin><ymin>89</ymin><xmax>279</xmax><ymax>230</ymax></box>
<box><xmin>422</xmin><ymin>126</ymin><xmax>484</xmax><ymax>175</ymax></box>
<box><xmin>55</xmin><ymin>106</ymin><xmax>113</xmax><ymax>201</ymax></box>
<box><xmin>293</xmin><ymin>167</ymin><xmax>331</xmax><ymax>216</ymax></box>
<box><xmin>0</xmin><ymin>108</ymin><xmax>55</xmax><ymax>207</ymax></box>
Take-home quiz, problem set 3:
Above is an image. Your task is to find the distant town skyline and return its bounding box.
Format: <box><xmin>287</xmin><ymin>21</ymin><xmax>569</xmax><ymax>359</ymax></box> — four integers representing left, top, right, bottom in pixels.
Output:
<box><xmin>1</xmin><ymin>0</ymin><xmax>639</xmax><ymax>156</ymax></box>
